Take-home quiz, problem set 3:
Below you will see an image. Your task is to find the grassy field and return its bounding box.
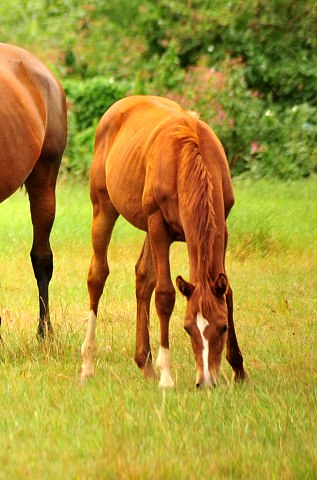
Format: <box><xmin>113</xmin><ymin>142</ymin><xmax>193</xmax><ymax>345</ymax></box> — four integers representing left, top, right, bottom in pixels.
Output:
<box><xmin>0</xmin><ymin>178</ymin><xmax>316</xmax><ymax>479</ymax></box>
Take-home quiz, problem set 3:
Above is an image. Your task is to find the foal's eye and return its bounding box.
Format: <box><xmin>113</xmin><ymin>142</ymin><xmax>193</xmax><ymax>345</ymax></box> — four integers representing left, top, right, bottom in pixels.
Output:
<box><xmin>220</xmin><ymin>325</ymin><xmax>228</xmax><ymax>335</ymax></box>
<box><xmin>184</xmin><ymin>326</ymin><xmax>192</xmax><ymax>337</ymax></box>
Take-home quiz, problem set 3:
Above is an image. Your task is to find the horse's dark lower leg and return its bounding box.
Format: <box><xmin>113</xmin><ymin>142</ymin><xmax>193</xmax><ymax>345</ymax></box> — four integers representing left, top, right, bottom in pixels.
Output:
<box><xmin>25</xmin><ymin>159</ymin><xmax>60</xmax><ymax>339</ymax></box>
<box><xmin>30</xmin><ymin>244</ymin><xmax>53</xmax><ymax>338</ymax></box>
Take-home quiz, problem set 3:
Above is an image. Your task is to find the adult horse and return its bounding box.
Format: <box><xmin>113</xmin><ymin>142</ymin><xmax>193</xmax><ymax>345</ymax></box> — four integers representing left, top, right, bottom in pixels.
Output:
<box><xmin>79</xmin><ymin>95</ymin><xmax>246</xmax><ymax>387</ymax></box>
<box><xmin>0</xmin><ymin>43</ymin><xmax>67</xmax><ymax>338</ymax></box>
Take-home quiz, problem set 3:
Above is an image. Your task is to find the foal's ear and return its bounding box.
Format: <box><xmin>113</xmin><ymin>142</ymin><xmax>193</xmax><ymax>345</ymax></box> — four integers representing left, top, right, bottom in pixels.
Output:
<box><xmin>214</xmin><ymin>273</ymin><xmax>228</xmax><ymax>298</ymax></box>
<box><xmin>176</xmin><ymin>276</ymin><xmax>195</xmax><ymax>299</ymax></box>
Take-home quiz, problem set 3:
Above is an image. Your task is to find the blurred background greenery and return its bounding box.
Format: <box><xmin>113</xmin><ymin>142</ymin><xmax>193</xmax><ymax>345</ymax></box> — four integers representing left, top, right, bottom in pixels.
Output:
<box><xmin>1</xmin><ymin>0</ymin><xmax>317</xmax><ymax>179</ymax></box>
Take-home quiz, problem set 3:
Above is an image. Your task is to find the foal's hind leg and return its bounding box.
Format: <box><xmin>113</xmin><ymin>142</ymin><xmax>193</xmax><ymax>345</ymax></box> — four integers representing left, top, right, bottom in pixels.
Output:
<box><xmin>135</xmin><ymin>234</ymin><xmax>157</xmax><ymax>379</ymax></box>
<box><xmin>25</xmin><ymin>162</ymin><xmax>59</xmax><ymax>339</ymax></box>
<box><xmin>79</xmin><ymin>188</ymin><xmax>119</xmax><ymax>382</ymax></box>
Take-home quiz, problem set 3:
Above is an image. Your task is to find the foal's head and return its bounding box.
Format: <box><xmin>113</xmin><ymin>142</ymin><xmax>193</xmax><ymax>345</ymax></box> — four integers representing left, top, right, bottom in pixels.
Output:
<box><xmin>176</xmin><ymin>274</ymin><xmax>228</xmax><ymax>387</ymax></box>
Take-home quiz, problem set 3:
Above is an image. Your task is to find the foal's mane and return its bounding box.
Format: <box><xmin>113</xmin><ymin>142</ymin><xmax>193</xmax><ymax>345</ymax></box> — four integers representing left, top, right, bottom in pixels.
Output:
<box><xmin>175</xmin><ymin>112</ymin><xmax>216</xmax><ymax>286</ymax></box>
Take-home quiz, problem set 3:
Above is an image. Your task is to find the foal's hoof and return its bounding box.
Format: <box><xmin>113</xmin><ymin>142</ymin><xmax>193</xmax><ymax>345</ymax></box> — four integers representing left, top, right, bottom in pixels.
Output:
<box><xmin>78</xmin><ymin>366</ymin><xmax>95</xmax><ymax>386</ymax></box>
<box><xmin>78</xmin><ymin>375</ymin><xmax>87</xmax><ymax>386</ymax></box>
<box><xmin>78</xmin><ymin>373</ymin><xmax>91</xmax><ymax>386</ymax></box>
<box><xmin>159</xmin><ymin>375</ymin><xmax>175</xmax><ymax>388</ymax></box>
<box><xmin>143</xmin><ymin>363</ymin><xmax>157</xmax><ymax>381</ymax></box>
<box><xmin>234</xmin><ymin>369</ymin><xmax>249</xmax><ymax>382</ymax></box>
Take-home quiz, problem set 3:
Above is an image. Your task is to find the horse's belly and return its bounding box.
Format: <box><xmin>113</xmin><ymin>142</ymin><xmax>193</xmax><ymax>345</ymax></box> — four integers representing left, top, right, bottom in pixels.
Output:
<box><xmin>0</xmin><ymin>156</ymin><xmax>38</xmax><ymax>203</ymax></box>
<box><xmin>111</xmin><ymin>190</ymin><xmax>149</xmax><ymax>232</ymax></box>
<box><xmin>106</xmin><ymin>149</ymin><xmax>149</xmax><ymax>232</ymax></box>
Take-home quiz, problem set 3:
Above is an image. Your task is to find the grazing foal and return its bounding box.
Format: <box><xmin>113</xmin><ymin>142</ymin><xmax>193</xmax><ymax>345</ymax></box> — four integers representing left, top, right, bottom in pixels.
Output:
<box><xmin>0</xmin><ymin>43</ymin><xmax>67</xmax><ymax>337</ymax></box>
<box><xmin>80</xmin><ymin>95</ymin><xmax>246</xmax><ymax>387</ymax></box>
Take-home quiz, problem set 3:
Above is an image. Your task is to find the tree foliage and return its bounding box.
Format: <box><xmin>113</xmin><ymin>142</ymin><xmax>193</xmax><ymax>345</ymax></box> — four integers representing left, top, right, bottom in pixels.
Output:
<box><xmin>1</xmin><ymin>0</ymin><xmax>317</xmax><ymax>178</ymax></box>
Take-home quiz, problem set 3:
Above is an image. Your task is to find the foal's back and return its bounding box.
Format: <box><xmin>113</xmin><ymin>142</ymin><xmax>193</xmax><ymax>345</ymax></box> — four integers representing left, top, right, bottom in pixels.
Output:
<box><xmin>92</xmin><ymin>95</ymin><xmax>192</xmax><ymax>233</ymax></box>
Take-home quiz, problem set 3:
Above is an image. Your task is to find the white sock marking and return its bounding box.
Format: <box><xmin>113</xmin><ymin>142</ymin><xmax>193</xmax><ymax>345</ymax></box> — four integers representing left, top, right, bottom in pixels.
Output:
<box><xmin>156</xmin><ymin>346</ymin><xmax>174</xmax><ymax>388</ymax></box>
<box><xmin>197</xmin><ymin>313</ymin><xmax>212</xmax><ymax>386</ymax></box>
<box><xmin>80</xmin><ymin>310</ymin><xmax>97</xmax><ymax>380</ymax></box>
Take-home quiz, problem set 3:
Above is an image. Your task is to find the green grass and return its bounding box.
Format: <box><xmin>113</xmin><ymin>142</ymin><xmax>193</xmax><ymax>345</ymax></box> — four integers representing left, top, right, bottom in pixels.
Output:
<box><xmin>0</xmin><ymin>178</ymin><xmax>317</xmax><ymax>479</ymax></box>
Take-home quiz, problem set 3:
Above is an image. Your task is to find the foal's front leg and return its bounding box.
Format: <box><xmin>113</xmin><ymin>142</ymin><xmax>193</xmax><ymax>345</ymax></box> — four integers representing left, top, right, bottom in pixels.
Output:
<box><xmin>223</xmin><ymin>226</ymin><xmax>247</xmax><ymax>381</ymax></box>
<box><xmin>226</xmin><ymin>284</ymin><xmax>247</xmax><ymax>381</ymax></box>
<box><xmin>148</xmin><ymin>214</ymin><xmax>175</xmax><ymax>388</ymax></box>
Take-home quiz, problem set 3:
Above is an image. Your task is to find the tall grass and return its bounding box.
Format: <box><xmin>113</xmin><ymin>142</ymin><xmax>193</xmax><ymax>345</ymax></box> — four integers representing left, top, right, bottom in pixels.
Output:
<box><xmin>0</xmin><ymin>178</ymin><xmax>316</xmax><ymax>479</ymax></box>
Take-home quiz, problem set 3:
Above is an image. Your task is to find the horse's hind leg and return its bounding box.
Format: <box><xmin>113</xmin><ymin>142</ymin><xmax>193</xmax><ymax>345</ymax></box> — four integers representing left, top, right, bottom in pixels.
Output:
<box><xmin>79</xmin><ymin>187</ymin><xmax>119</xmax><ymax>382</ymax></box>
<box><xmin>25</xmin><ymin>161</ymin><xmax>60</xmax><ymax>339</ymax></box>
<box><xmin>135</xmin><ymin>234</ymin><xmax>157</xmax><ymax>379</ymax></box>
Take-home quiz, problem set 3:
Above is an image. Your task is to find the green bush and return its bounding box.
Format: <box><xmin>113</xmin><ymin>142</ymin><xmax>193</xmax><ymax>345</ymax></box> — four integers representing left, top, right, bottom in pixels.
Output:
<box><xmin>61</xmin><ymin>114</ymin><xmax>97</xmax><ymax>179</ymax></box>
<box><xmin>62</xmin><ymin>77</ymin><xmax>133</xmax><ymax>176</ymax></box>
<box><xmin>63</xmin><ymin>77</ymin><xmax>131</xmax><ymax>130</ymax></box>
<box><xmin>255</xmin><ymin>104</ymin><xmax>317</xmax><ymax>179</ymax></box>
<box><xmin>61</xmin><ymin>69</ymin><xmax>317</xmax><ymax>180</ymax></box>
<box><xmin>135</xmin><ymin>53</ymin><xmax>317</xmax><ymax>179</ymax></box>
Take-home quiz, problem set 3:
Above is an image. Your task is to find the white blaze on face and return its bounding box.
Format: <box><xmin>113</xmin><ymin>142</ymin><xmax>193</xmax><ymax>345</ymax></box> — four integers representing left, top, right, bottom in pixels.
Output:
<box><xmin>196</xmin><ymin>312</ymin><xmax>212</xmax><ymax>386</ymax></box>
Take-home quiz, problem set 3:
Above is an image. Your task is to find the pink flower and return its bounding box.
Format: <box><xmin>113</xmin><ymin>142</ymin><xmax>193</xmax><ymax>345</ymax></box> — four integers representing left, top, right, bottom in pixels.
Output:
<box><xmin>218</xmin><ymin>110</ymin><xmax>227</xmax><ymax>122</ymax></box>
<box><xmin>251</xmin><ymin>142</ymin><xmax>265</xmax><ymax>153</ymax></box>
<box><xmin>251</xmin><ymin>142</ymin><xmax>259</xmax><ymax>153</ymax></box>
